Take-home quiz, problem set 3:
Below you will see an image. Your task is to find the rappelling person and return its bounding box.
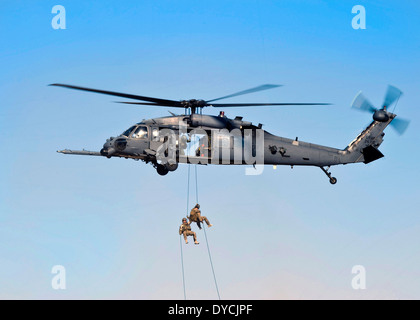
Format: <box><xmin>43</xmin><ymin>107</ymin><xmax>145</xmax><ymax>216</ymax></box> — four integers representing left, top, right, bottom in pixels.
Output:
<box><xmin>179</xmin><ymin>217</ymin><xmax>199</xmax><ymax>245</ymax></box>
<box><xmin>189</xmin><ymin>204</ymin><xmax>212</xmax><ymax>230</ymax></box>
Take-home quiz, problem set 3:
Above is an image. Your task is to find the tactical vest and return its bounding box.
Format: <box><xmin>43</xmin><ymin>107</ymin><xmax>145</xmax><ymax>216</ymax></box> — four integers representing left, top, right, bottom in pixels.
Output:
<box><xmin>180</xmin><ymin>223</ymin><xmax>191</xmax><ymax>233</ymax></box>
<box><xmin>189</xmin><ymin>208</ymin><xmax>200</xmax><ymax>221</ymax></box>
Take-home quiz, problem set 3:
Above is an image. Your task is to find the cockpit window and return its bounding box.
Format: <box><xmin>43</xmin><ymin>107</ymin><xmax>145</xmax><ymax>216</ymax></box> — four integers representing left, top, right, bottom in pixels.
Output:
<box><xmin>122</xmin><ymin>126</ymin><xmax>136</xmax><ymax>137</ymax></box>
<box><xmin>132</xmin><ymin>126</ymin><xmax>148</xmax><ymax>139</ymax></box>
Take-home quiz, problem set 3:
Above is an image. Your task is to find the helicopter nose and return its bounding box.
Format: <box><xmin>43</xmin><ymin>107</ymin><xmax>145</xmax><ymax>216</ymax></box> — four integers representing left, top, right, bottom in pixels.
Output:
<box><xmin>100</xmin><ymin>146</ymin><xmax>115</xmax><ymax>158</ymax></box>
<box><xmin>100</xmin><ymin>137</ymin><xmax>116</xmax><ymax>158</ymax></box>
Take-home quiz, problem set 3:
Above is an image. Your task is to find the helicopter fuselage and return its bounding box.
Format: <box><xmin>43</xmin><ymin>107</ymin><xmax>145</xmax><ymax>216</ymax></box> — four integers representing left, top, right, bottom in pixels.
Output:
<box><xmin>57</xmin><ymin>113</ymin><xmax>393</xmax><ymax>183</ymax></box>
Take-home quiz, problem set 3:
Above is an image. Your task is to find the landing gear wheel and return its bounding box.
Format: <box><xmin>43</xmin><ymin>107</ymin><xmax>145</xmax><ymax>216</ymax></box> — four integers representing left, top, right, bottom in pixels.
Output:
<box><xmin>156</xmin><ymin>164</ymin><xmax>169</xmax><ymax>176</ymax></box>
<box><xmin>320</xmin><ymin>166</ymin><xmax>338</xmax><ymax>185</ymax></box>
<box><xmin>329</xmin><ymin>177</ymin><xmax>337</xmax><ymax>185</ymax></box>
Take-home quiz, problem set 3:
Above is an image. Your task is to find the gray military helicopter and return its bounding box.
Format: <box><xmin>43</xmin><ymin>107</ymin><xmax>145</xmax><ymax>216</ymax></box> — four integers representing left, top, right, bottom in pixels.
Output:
<box><xmin>52</xmin><ymin>83</ymin><xmax>409</xmax><ymax>184</ymax></box>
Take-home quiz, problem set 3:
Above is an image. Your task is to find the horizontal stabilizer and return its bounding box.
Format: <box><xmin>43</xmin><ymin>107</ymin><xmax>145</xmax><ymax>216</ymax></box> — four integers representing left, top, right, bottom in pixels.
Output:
<box><xmin>362</xmin><ymin>145</ymin><xmax>384</xmax><ymax>164</ymax></box>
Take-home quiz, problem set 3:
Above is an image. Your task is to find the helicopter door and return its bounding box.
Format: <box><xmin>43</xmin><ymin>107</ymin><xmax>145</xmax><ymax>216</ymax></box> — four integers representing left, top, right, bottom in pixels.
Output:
<box><xmin>150</xmin><ymin>127</ymin><xmax>161</xmax><ymax>151</ymax></box>
<box><xmin>130</xmin><ymin>125</ymin><xmax>149</xmax><ymax>154</ymax></box>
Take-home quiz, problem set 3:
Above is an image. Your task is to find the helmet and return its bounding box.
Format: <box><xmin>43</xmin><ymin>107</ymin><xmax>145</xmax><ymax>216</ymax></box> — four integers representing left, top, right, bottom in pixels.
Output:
<box><xmin>195</xmin><ymin>204</ymin><xmax>200</xmax><ymax>209</ymax></box>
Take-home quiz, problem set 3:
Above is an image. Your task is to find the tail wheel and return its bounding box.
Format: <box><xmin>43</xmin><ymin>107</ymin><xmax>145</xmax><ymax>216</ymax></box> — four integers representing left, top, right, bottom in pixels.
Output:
<box><xmin>320</xmin><ymin>166</ymin><xmax>338</xmax><ymax>185</ymax></box>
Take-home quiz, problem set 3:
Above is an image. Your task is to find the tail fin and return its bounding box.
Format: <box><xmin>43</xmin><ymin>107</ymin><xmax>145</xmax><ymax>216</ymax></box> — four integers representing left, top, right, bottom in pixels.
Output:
<box><xmin>342</xmin><ymin>115</ymin><xmax>395</xmax><ymax>164</ymax></box>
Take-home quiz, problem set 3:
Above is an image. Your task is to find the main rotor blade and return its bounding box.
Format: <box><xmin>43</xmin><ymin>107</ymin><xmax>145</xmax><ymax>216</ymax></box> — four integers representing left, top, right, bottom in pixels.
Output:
<box><xmin>209</xmin><ymin>102</ymin><xmax>331</xmax><ymax>107</ymax></box>
<box><xmin>351</xmin><ymin>91</ymin><xmax>376</xmax><ymax>113</ymax></box>
<box><xmin>115</xmin><ymin>101</ymin><xmax>185</xmax><ymax>107</ymax></box>
<box><xmin>49</xmin><ymin>83</ymin><xmax>179</xmax><ymax>106</ymax></box>
<box><xmin>383</xmin><ymin>85</ymin><xmax>403</xmax><ymax>108</ymax></box>
<box><xmin>390</xmin><ymin>117</ymin><xmax>410</xmax><ymax>135</ymax></box>
<box><xmin>206</xmin><ymin>84</ymin><xmax>282</xmax><ymax>103</ymax></box>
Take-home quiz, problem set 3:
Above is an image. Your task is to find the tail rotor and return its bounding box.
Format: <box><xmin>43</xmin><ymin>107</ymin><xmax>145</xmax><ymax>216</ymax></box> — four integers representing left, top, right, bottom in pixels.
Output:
<box><xmin>351</xmin><ymin>85</ymin><xmax>409</xmax><ymax>135</ymax></box>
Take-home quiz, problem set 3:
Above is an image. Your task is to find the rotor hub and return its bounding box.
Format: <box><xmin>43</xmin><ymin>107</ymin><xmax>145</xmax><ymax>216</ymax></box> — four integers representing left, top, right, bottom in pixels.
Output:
<box><xmin>180</xmin><ymin>99</ymin><xmax>207</xmax><ymax>113</ymax></box>
<box><xmin>373</xmin><ymin>109</ymin><xmax>390</xmax><ymax>122</ymax></box>
<box><xmin>180</xmin><ymin>99</ymin><xmax>206</xmax><ymax>107</ymax></box>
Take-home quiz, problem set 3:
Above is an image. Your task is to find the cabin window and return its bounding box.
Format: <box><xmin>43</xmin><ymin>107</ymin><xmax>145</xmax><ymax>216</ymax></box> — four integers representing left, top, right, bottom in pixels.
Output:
<box><xmin>122</xmin><ymin>126</ymin><xmax>136</xmax><ymax>137</ymax></box>
<box><xmin>132</xmin><ymin>126</ymin><xmax>148</xmax><ymax>139</ymax></box>
<box><xmin>152</xmin><ymin>128</ymin><xmax>159</xmax><ymax>141</ymax></box>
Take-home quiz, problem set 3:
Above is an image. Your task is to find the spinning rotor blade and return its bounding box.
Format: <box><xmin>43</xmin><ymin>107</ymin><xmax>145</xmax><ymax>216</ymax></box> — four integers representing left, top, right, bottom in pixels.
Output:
<box><xmin>51</xmin><ymin>83</ymin><xmax>331</xmax><ymax>111</ymax></box>
<box><xmin>49</xmin><ymin>83</ymin><xmax>179</xmax><ymax>106</ymax></box>
<box><xmin>210</xmin><ymin>102</ymin><xmax>331</xmax><ymax>107</ymax></box>
<box><xmin>383</xmin><ymin>85</ymin><xmax>403</xmax><ymax>108</ymax></box>
<box><xmin>115</xmin><ymin>101</ymin><xmax>183</xmax><ymax>107</ymax></box>
<box><xmin>206</xmin><ymin>84</ymin><xmax>282</xmax><ymax>103</ymax></box>
<box><xmin>390</xmin><ymin>117</ymin><xmax>410</xmax><ymax>135</ymax></box>
<box><xmin>351</xmin><ymin>91</ymin><xmax>376</xmax><ymax>113</ymax></box>
<box><xmin>351</xmin><ymin>86</ymin><xmax>409</xmax><ymax>135</ymax></box>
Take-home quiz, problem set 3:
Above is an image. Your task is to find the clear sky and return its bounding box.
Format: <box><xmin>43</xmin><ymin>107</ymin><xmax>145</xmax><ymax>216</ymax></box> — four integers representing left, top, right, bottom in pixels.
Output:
<box><xmin>0</xmin><ymin>0</ymin><xmax>419</xmax><ymax>299</ymax></box>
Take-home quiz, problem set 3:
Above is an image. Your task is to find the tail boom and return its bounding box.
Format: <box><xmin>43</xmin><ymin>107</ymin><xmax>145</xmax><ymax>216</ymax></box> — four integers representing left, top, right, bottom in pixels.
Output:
<box><xmin>341</xmin><ymin>114</ymin><xmax>395</xmax><ymax>164</ymax></box>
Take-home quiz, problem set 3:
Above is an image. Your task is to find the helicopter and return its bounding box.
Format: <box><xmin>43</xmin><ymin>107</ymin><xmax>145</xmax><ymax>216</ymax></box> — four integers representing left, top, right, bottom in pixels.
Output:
<box><xmin>52</xmin><ymin>83</ymin><xmax>409</xmax><ymax>184</ymax></box>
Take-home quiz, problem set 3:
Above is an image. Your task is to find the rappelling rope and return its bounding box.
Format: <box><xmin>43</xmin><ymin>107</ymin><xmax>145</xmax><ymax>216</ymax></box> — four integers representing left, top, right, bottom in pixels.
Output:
<box><xmin>202</xmin><ymin>225</ymin><xmax>221</xmax><ymax>299</ymax></box>
<box><xmin>180</xmin><ymin>164</ymin><xmax>221</xmax><ymax>300</ymax></box>
<box><xmin>179</xmin><ymin>232</ymin><xmax>187</xmax><ymax>300</ymax></box>
<box><xmin>179</xmin><ymin>165</ymin><xmax>191</xmax><ymax>300</ymax></box>
<box><xmin>194</xmin><ymin>165</ymin><xmax>221</xmax><ymax>300</ymax></box>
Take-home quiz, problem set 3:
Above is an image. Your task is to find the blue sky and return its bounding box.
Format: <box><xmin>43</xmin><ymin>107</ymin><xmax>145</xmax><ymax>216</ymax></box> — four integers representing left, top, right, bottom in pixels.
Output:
<box><xmin>1</xmin><ymin>0</ymin><xmax>420</xmax><ymax>299</ymax></box>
